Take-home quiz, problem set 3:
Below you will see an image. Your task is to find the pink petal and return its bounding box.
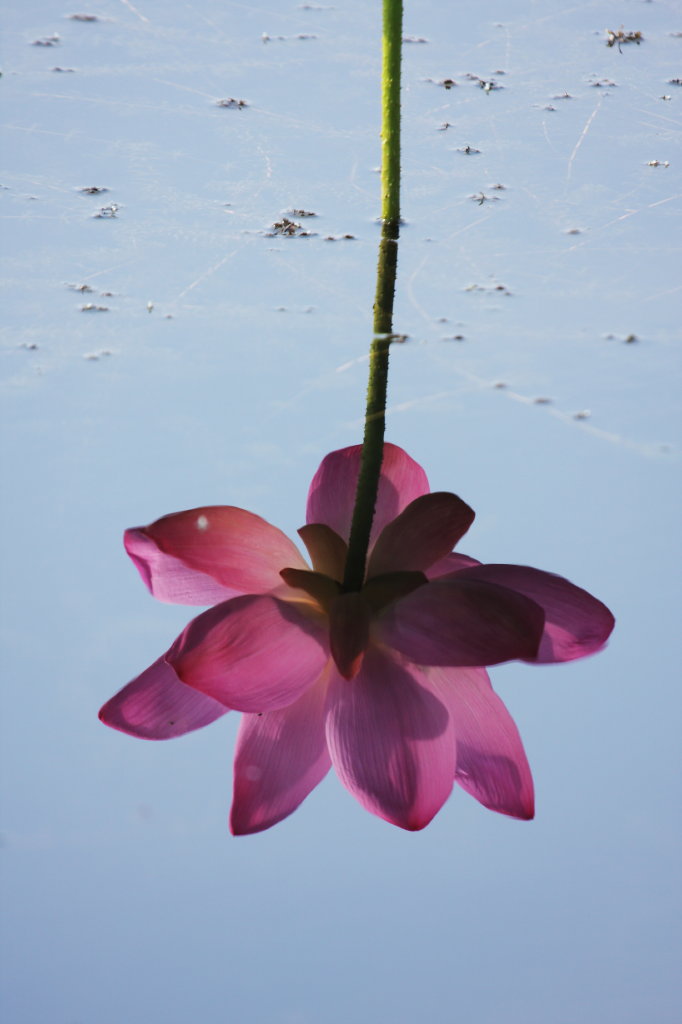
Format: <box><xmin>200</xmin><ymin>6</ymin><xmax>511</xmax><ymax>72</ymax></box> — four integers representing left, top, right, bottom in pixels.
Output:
<box><xmin>306</xmin><ymin>443</ymin><xmax>429</xmax><ymax>546</ymax></box>
<box><xmin>367</xmin><ymin>492</ymin><xmax>475</xmax><ymax>577</ymax></box>
<box><xmin>125</xmin><ymin>507</ymin><xmax>308</xmax><ymax>605</ymax></box>
<box><xmin>99</xmin><ymin>655</ymin><xmax>227</xmax><ymax>739</ymax></box>
<box><xmin>454</xmin><ymin>565</ymin><xmax>615</xmax><ymax>662</ymax></box>
<box><xmin>377</xmin><ymin>579</ymin><xmax>545</xmax><ymax>666</ymax></box>
<box><xmin>168</xmin><ymin>595</ymin><xmax>329</xmax><ymax>712</ymax></box>
<box><xmin>429</xmin><ymin>666</ymin><xmax>534</xmax><ymax>819</ymax></box>
<box><xmin>325</xmin><ymin>649</ymin><xmax>455</xmax><ymax>830</ymax></box>
<box><xmin>426</xmin><ymin>551</ymin><xmax>481</xmax><ymax>579</ymax></box>
<box><xmin>230</xmin><ymin>676</ymin><xmax>332</xmax><ymax>835</ymax></box>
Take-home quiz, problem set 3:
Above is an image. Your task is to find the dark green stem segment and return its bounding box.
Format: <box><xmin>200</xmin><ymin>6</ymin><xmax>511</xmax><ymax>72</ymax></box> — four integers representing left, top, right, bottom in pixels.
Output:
<box><xmin>342</xmin><ymin>0</ymin><xmax>403</xmax><ymax>592</ymax></box>
<box><xmin>343</xmin><ymin>223</ymin><xmax>400</xmax><ymax>592</ymax></box>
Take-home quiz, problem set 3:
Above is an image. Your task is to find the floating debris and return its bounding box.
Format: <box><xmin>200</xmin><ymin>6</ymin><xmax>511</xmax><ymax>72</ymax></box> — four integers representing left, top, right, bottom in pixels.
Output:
<box><xmin>262</xmin><ymin>32</ymin><xmax>317</xmax><ymax>42</ymax></box>
<box><xmin>647</xmin><ymin>160</ymin><xmax>669</xmax><ymax>168</ymax></box>
<box><xmin>83</xmin><ymin>349</ymin><xmax>113</xmax><ymax>360</ymax></box>
<box><xmin>19</xmin><ymin>342</ymin><xmax>39</xmax><ymax>351</ymax></box>
<box><xmin>287</xmin><ymin>208</ymin><xmax>317</xmax><ymax>218</ymax></box>
<box><xmin>606</xmin><ymin>27</ymin><xmax>643</xmax><ymax>51</ymax></box>
<box><xmin>79</xmin><ymin>185</ymin><xmax>108</xmax><ymax>194</ymax></box>
<box><xmin>565</xmin><ymin>228</ymin><xmax>582</xmax><ymax>235</ymax></box>
<box><xmin>470</xmin><ymin>192</ymin><xmax>500</xmax><ymax>206</ymax></box>
<box><xmin>68</xmin><ymin>283</ymin><xmax>94</xmax><ymax>293</ymax></box>
<box><xmin>489</xmin><ymin>183</ymin><xmax>506</xmax><ymax>191</ymax></box>
<box><xmin>668</xmin><ymin>78</ymin><xmax>682</xmax><ymax>86</ymax></box>
<box><xmin>31</xmin><ymin>34</ymin><xmax>60</xmax><ymax>46</ymax></box>
<box><xmin>324</xmin><ymin>234</ymin><xmax>355</xmax><ymax>241</ymax></box>
<box><xmin>465</xmin><ymin>282</ymin><xmax>512</xmax><ymax>296</ymax></box>
<box><xmin>493</xmin><ymin>381</ymin><xmax>507</xmax><ymax>390</ymax></box>
<box><xmin>478</xmin><ymin>79</ymin><xmax>502</xmax><ymax>93</ymax></box>
<box><xmin>552</xmin><ymin>91</ymin><xmax>573</xmax><ymax>100</ymax></box>
<box><xmin>81</xmin><ymin>303</ymin><xmax>109</xmax><ymax>312</ymax></box>
<box><xmin>51</xmin><ymin>66</ymin><xmax>75</xmax><ymax>72</ymax></box>
<box><xmin>458</xmin><ymin>144</ymin><xmax>480</xmax><ymax>154</ymax></box>
<box><xmin>436</xmin><ymin>122</ymin><xmax>453</xmax><ymax>131</ymax></box>
<box><xmin>443</xmin><ymin>334</ymin><xmax>465</xmax><ymax>342</ymax></box>
<box><xmin>215</xmin><ymin>97</ymin><xmax>248</xmax><ymax>109</ymax></box>
<box><xmin>267</xmin><ymin>217</ymin><xmax>314</xmax><ymax>237</ymax></box>
<box><xmin>93</xmin><ymin>203</ymin><xmax>119</xmax><ymax>218</ymax></box>
<box><xmin>573</xmin><ymin>409</ymin><xmax>591</xmax><ymax>420</ymax></box>
<box><xmin>438</xmin><ymin>78</ymin><xmax>457</xmax><ymax>89</ymax></box>
<box><xmin>589</xmin><ymin>77</ymin><xmax>617</xmax><ymax>88</ymax></box>
<box><xmin>624</xmin><ymin>334</ymin><xmax>639</xmax><ymax>344</ymax></box>
<box><xmin>543</xmin><ymin>104</ymin><xmax>556</xmax><ymax>111</ymax></box>
<box><xmin>146</xmin><ymin>302</ymin><xmax>154</xmax><ymax>313</ymax></box>
<box><xmin>533</xmin><ymin>397</ymin><xmax>552</xmax><ymax>405</ymax></box>
<box><xmin>68</xmin><ymin>13</ymin><xmax>99</xmax><ymax>21</ymax></box>
<box><xmin>403</xmin><ymin>36</ymin><xmax>428</xmax><ymax>43</ymax></box>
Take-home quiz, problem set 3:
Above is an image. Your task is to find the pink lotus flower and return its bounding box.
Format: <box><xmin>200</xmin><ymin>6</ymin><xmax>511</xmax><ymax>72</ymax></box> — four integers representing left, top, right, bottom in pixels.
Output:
<box><xmin>100</xmin><ymin>444</ymin><xmax>614</xmax><ymax>834</ymax></box>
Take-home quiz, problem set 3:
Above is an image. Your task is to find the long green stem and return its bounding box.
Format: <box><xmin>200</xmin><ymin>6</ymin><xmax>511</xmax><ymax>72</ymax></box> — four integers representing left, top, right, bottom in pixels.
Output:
<box><xmin>342</xmin><ymin>1</ymin><xmax>402</xmax><ymax>592</ymax></box>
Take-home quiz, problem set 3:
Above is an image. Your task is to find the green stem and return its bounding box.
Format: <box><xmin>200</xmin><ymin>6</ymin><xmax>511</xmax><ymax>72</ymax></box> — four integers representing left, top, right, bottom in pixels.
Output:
<box><xmin>342</xmin><ymin>1</ymin><xmax>402</xmax><ymax>592</ymax></box>
<box><xmin>381</xmin><ymin>0</ymin><xmax>403</xmax><ymax>227</ymax></box>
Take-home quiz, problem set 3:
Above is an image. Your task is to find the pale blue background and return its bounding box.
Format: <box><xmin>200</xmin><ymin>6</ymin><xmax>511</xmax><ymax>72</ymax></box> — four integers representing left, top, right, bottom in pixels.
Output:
<box><xmin>1</xmin><ymin>2</ymin><xmax>680</xmax><ymax>1022</ymax></box>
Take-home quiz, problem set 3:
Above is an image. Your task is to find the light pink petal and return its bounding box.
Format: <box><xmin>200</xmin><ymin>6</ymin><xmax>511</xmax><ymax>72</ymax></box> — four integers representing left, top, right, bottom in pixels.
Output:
<box><xmin>230</xmin><ymin>676</ymin><xmax>332</xmax><ymax>835</ymax></box>
<box><xmin>426</xmin><ymin>551</ymin><xmax>481</xmax><ymax>579</ymax></box>
<box><xmin>99</xmin><ymin>655</ymin><xmax>227</xmax><ymax>739</ymax></box>
<box><xmin>306</xmin><ymin>443</ymin><xmax>430</xmax><ymax>546</ymax></box>
<box><xmin>367</xmin><ymin>492</ymin><xmax>475</xmax><ymax>577</ymax></box>
<box><xmin>429</xmin><ymin>666</ymin><xmax>534</xmax><ymax>819</ymax></box>
<box><xmin>325</xmin><ymin>649</ymin><xmax>455</xmax><ymax>830</ymax></box>
<box><xmin>125</xmin><ymin>507</ymin><xmax>308</xmax><ymax>605</ymax></box>
<box><xmin>377</xmin><ymin>579</ymin><xmax>545</xmax><ymax>666</ymax></box>
<box><xmin>168</xmin><ymin>595</ymin><xmax>329</xmax><ymax>712</ymax></box>
<box><xmin>454</xmin><ymin>564</ymin><xmax>615</xmax><ymax>662</ymax></box>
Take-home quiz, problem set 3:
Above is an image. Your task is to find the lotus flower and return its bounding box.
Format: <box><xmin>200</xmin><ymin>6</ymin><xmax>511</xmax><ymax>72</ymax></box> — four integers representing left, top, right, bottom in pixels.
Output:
<box><xmin>100</xmin><ymin>444</ymin><xmax>614</xmax><ymax>834</ymax></box>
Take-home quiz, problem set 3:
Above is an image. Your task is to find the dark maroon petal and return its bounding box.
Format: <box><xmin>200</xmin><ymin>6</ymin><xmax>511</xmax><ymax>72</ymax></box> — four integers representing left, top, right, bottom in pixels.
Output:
<box><xmin>377</xmin><ymin>579</ymin><xmax>545</xmax><ymax>666</ymax></box>
<box><xmin>454</xmin><ymin>564</ymin><xmax>615</xmax><ymax>662</ymax></box>
<box><xmin>367</xmin><ymin>492</ymin><xmax>475</xmax><ymax>577</ymax></box>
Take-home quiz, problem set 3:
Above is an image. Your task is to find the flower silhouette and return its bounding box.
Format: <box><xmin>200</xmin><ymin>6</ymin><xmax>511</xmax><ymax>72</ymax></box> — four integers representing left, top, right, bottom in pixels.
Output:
<box><xmin>100</xmin><ymin>444</ymin><xmax>614</xmax><ymax>833</ymax></box>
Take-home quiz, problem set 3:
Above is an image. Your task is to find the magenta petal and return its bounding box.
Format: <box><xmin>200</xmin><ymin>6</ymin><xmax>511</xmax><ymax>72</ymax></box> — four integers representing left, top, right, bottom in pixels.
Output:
<box><xmin>325</xmin><ymin>649</ymin><xmax>455</xmax><ymax>830</ymax></box>
<box><xmin>306</xmin><ymin>443</ymin><xmax>430</xmax><ymax>546</ymax></box>
<box><xmin>454</xmin><ymin>564</ymin><xmax>615</xmax><ymax>662</ymax></box>
<box><xmin>426</xmin><ymin>551</ymin><xmax>481</xmax><ymax>579</ymax></box>
<box><xmin>429</xmin><ymin>666</ymin><xmax>534</xmax><ymax>819</ymax></box>
<box><xmin>125</xmin><ymin>507</ymin><xmax>308</xmax><ymax>605</ymax></box>
<box><xmin>230</xmin><ymin>677</ymin><xmax>332</xmax><ymax>835</ymax></box>
<box><xmin>168</xmin><ymin>595</ymin><xmax>329</xmax><ymax>712</ymax></box>
<box><xmin>368</xmin><ymin>492</ymin><xmax>475</xmax><ymax>577</ymax></box>
<box><xmin>378</xmin><ymin>579</ymin><xmax>545</xmax><ymax>666</ymax></box>
<box><xmin>99</xmin><ymin>655</ymin><xmax>227</xmax><ymax>739</ymax></box>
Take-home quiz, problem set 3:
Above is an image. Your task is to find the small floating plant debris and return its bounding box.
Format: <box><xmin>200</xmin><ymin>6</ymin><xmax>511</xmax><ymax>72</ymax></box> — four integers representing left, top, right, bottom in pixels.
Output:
<box><xmin>669</xmin><ymin>78</ymin><xmax>682</xmax><ymax>86</ymax></box>
<box><xmin>403</xmin><ymin>36</ymin><xmax>428</xmax><ymax>43</ymax></box>
<box><xmin>68</xmin><ymin>283</ymin><xmax>94</xmax><ymax>293</ymax></box>
<box><xmin>262</xmin><ymin>32</ymin><xmax>317</xmax><ymax>42</ymax></box>
<box><xmin>93</xmin><ymin>203</ymin><xmax>119</xmax><ymax>218</ymax></box>
<box><xmin>489</xmin><ymin>183</ymin><xmax>506</xmax><ymax>191</ymax></box>
<box><xmin>287</xmin><ymin>208</ymin><xmax>317</xmax><ymax>217</ymax></box>
<box><xmin>606</xmin><ymin>27</ymin><xmax>643</xmax><ymax>51</ymax></box>
<box><xmin>19</xmin><ymin>342</ymin><xmax>39</xmax><ymax>351</ymax></box>
<box><xmin>436</xmin><ymin>123</ymin><xmax>453</xmax><ymax>131</ymax></box>
<box><xmin>83</xmin><ymin>349</ymin><xmax>113</xmax><ymax>360</ymax></box>
<box><xmin>437</xmin><ymin>78</ymin><xmax>457</xmax><ymax>89</ymax></box>
<box><xmin>458</xmin><ymin>144</ymin><xmax>481</xmax><ymax>154</ymax></box>
<box><xmin>80</xmin><ymin>303</ymin><xmax>109</xmax><ymax>312</ymax></box>
<box><xmin>79</xmin><ymin>186</ymin><xmax>108</xmax><ymax>194</ymax></box>
<box><xmin>51</xmin><ymin>66</ymin><xmax>75</xmax><ymax>72</ymax></box>
<box><xmin>32</xmin><ymin>34</ymin><xmax>60</xmax><ymax>46</ymax></box>
<box><xmin>442</xmin><ymin>334</ymin><xmax>465</xmax><ymax>342</ymax></box>
<box><xmin>589</xmin><ymin>77</ymin><xmax>617</xmax><ymax>87</ymax></box>
<box><xmin>216</xmin><ymin>97</ymin><xmax>248</xmax><ymax>109</ymax></box>
<box><xmin>267</xmin><ymin>217</ymin><xmax>315</xmax><ymax>237</ymax></box>
<box><xmin>573</xmin><ymin>410</ymin><xmax>591</xmax><ymax>420</ymax></box>
<box><xmin>647</xmin><ymin>160</ymin><xmax>669</xmax><ymax>168</ymax></box>
<box><xmin>552</xmin><ymin>91</ymin><xmax>573</xmax><ymax>99</ymax></box>
<box><xmin>565</xmin><ymin>227</ymin><xmax>582</xmax><ymax>235</ymax></box>
<box><xmin>533</xmin><ymin>397</ymin><xmax>552</xmax><ymax>405</ymax></box>
<box><xmin>465</xmin><ymin>282</ymin><xmax>512</xmax><ymax>296</ymax></box>
<box><xmin>68</xmin><ymin>13</ymin><xmax>99</xmax><ymax>21</ymax></box>
<box><xmin>324</xmin><ymin>234</ymin><xmax>355</xmax><ymax>241</ymax></box>
<box><xmin>470</xmin><ymin>192</ymin><xmax>500</xmax><ymax>205</ymax></box>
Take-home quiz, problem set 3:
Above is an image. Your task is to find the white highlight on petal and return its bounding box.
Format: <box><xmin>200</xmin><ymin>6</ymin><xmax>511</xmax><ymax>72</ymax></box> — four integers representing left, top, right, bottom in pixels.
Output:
<box><xmin>196</xmin><ymin>515</ymin><xmax>209</xmax><ymax>531</ymax></box>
